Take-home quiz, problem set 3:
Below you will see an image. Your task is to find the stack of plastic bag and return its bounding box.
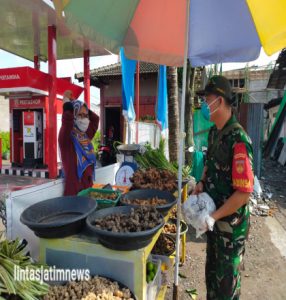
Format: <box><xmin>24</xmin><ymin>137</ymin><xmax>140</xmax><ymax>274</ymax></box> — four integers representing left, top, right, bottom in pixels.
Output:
<box><xmin>182</xmin><ymin>192</ymin><xmax>216</xmax><ymax>238</ymax></box>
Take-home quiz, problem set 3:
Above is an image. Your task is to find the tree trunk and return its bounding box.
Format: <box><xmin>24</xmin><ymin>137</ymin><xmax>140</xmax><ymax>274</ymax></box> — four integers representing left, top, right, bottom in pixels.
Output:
<box><xmin>167</xmin><ymin>66</ymin><xmax>179</xmax><ymax>162</ymax></box>
<box><xmin>185</xmin><ymin>61</ymin><xmax>196</xmax><ymax>166</ymax></box>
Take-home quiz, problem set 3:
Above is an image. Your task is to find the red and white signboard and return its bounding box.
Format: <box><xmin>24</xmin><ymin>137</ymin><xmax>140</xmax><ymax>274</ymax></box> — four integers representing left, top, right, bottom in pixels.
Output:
<box><xmin>10</xmin><ymin>97</ymin><xmax>46</xmax><ymax>109</ymax></box>
<box><xmin>0</xmin><ymin>67</ymin><xmax>83</xmax><ymax>99</ymax></box>
<box><xmin>0</xmin><ymin>67</ymin><xmax>50</xmax><ymax>95</ymax></box>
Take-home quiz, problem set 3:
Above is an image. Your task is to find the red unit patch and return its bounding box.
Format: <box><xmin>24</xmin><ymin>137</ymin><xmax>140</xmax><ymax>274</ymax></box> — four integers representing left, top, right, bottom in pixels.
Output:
<box><xmin>232</xmin><ymin>143</ymin><xmax>254</xmax><ymax>192</ymax></box>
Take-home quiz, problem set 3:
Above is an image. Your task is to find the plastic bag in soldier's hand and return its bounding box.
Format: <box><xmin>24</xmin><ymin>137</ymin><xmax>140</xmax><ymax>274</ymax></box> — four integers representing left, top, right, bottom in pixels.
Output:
<box><xmin>182</xmin><ymin>192</ymin><xmax>216</xmax><ymax>238</ymax></box>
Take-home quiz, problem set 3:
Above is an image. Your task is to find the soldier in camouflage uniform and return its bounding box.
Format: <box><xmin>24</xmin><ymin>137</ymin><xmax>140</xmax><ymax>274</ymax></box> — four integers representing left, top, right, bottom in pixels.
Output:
<box><xmin>194</xmin><ymin>76</ymin><xmax>254</xmax><ymax>300</ymax></box>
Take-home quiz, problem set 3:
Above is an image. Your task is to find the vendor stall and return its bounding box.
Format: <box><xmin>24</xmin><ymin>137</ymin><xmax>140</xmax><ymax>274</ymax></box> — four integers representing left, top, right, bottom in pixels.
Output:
<box><xmin>37</xmin><ymin>184</ymin><xmax>188</xmax><ymax>300</ymax></box>
<box><xmin>5</xmin><ymin>163</ymin><xmax>121</xmax><ymax>259</ymax></box>
<box><xmin>39</xmin><ymin>218</ymin><xmax>166</xmax><ymax>300</ymax></box>
<box><xmin>4</xmin><ymin>137</ymin><xmax>190</xmax><ymax>300</ymax></box>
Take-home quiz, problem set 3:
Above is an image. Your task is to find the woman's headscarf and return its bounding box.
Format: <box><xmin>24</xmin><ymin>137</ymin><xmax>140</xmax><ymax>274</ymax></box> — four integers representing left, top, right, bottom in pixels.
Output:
<box><xmin>73</xmin><ymin>100</ymin><xmax>88</xmax><ymax>120</ymax></box>
<box><xmin>70</xmin><ymin>100</ymin><xmax>96</xmax><ymax>180</ymax></box>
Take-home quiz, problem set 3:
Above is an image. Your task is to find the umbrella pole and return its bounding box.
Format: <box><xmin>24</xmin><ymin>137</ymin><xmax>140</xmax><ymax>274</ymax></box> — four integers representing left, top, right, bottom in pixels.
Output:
<box><xmin>173</xmin><ymin>0</ymin><xmax>190</xmax><ymax>299</ymax></box>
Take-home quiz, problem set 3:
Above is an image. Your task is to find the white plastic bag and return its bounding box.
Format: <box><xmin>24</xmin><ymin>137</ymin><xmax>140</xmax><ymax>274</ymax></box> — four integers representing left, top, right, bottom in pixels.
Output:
<box><xmin>182</xmin><ymin>192</ymin><xmax>216</xmax><ymax>238</ymax></box>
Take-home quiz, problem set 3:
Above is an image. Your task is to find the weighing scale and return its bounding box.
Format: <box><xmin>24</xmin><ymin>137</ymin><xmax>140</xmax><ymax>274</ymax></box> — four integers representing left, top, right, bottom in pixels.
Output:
<box><xmin>115</xmin><ymin>144</ymin><xmax>140</xmax><ymax>186</ymax></box>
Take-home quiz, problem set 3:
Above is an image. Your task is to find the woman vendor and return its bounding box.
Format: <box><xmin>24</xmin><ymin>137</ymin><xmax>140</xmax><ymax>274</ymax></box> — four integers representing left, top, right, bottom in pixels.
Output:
<box><xmin>59</xmin><ymin>99</ymin><xmax>99</xmax><ymax>196</ymax></box>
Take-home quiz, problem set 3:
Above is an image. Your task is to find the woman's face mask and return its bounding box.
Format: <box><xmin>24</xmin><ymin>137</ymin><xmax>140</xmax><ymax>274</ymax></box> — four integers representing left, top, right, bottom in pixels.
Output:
<box><xmin>201</xmin><ymin>96</ymin><xmax>220</xmax><ymax>121</ymax></box>
<box><xmin>75</xmin><ymin>117</ymin><xmax>90</xmax><ymax>132</ymax></box>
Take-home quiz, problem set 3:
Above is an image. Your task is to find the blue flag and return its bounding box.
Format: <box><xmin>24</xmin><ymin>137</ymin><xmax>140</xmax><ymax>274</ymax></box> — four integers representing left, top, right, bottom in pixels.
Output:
<box><xmin>156</xmin><ymin>65</ymin><xmax>168</xmax><ymax>135</ymax></box>
<box><xmin>120</xmin><ymin>47</ymin><xmax>136</xmax><ymax>122</ymax></box>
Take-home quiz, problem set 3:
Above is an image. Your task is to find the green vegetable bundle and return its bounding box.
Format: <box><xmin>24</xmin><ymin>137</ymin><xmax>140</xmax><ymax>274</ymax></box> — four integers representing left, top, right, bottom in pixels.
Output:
<box><xmin>135</xmin><ymin>139</ymin><xmax>191</xmax><ymax>179</ymax></box>
<box><xmin>0</xmin><ymin>237</ymin><xmax>49</xmax><ymax>300</ymax></box>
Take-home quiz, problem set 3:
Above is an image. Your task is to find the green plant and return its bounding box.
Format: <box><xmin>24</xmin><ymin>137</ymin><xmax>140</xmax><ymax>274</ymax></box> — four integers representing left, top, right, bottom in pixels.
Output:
<box><xmin>0</xmin><ymin>238</ymin><xmax>49</xmax><ymax>299</ymax></box>
<box><xmin>135</xmin><ymin>139</ymin><xmax>191</xmax><ymax>179</ymax></box>
<box><xmin>186</xmin><ymin>288</ymin><xmax>198</xmax><ymax>299</ymax></box>
<box><xmin>91</xmin><ymin>131</ymin><xmax>101</xmax><ymax>153</ymax></box>
<box><xmin>0</xmin><ymin>132</ymin><xmax>10</xmax><ymax>155</ymax></box>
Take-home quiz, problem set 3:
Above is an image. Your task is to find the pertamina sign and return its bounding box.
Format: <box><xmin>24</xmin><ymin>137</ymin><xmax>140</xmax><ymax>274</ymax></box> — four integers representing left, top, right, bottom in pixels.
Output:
<box><xmin>0</xmin><ymin>74</ymin><xmax>20</xmax><ymax>80</ymax></box>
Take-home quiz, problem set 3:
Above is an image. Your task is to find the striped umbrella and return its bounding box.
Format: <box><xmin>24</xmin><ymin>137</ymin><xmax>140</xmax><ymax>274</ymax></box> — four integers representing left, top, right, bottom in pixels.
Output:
<box><xmin>54</xmin><ymin>0</ymin><xmax>286</xmax><ymax>67</ymax></box>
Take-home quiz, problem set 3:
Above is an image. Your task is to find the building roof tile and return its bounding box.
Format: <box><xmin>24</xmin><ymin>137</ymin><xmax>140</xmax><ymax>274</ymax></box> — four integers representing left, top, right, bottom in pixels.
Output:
<box><xmin>75</xmin><ymin>61</ymin><xmax>158</xmax><ymax>82</ymax></box>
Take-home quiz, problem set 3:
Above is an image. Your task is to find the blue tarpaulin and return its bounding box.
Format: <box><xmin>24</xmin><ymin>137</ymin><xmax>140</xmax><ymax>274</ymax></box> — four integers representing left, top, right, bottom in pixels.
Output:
<box><xmin>156</xmin><ymin>65</ymin><xmax>168</xmax><ymax>135</ymax></box>
<box><xmin>120</xmin><ymin>47</ymin><xmax>136</xmax><ymax>122</ymax></box>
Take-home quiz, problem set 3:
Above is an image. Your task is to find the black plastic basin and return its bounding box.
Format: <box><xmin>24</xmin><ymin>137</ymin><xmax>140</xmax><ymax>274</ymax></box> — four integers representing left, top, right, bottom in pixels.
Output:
<box><xmin>20</xmin><ymin>196</ymin><xmax>97</xmax><ymax>238</ymax></box>
<box><xmin>151</xmin><ymin>234</ymin><xmax>176</xmax><ymax>256</ymax></box>
<box><xmin>163</xmin><ymin>218</ymin><xmax>189</xmax><ymax>237</ymax></box>
<box><xmin>120</xmin><ymin>189</ymin><xmax>177</xmax><ymax>216</ymax></box>
<box><xmin>86</xmin><ymin>206</ymin><xmax>165</xmax><ymax>251</ymax></box>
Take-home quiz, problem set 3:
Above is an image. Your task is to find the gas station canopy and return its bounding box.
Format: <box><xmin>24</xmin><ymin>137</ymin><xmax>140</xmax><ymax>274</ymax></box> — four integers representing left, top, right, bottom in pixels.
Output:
<box><xmin>0</xmin><ymin>67</ymin><xmax>83</xmax><ymax>98</ymax></box>
<box><xmin>0</xmin><ymin>0</ymin><xmax>109</xmax><ymax>61</ymax></box>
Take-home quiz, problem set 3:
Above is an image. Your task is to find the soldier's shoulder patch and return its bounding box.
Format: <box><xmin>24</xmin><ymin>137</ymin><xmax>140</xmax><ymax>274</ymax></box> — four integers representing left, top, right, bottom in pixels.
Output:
<box><xmin>232</xmin><ymin>143</ymin><xmax>254</xmax><ymax>193</ymax></box>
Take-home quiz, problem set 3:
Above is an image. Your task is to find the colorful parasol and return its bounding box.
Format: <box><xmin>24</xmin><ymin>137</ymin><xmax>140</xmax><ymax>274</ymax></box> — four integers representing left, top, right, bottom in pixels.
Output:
<box><xmin>54</xmin><ymin>0</ymin><xmax>286</xmax><ymax>67</ymax></box>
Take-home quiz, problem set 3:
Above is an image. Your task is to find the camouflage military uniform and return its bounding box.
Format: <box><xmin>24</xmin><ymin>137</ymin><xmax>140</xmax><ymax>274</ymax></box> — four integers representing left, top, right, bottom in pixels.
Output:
<box><xmin>204</xmin><ymin>115</ymin><xmax>254</xmax><ymax>300</ymax></box>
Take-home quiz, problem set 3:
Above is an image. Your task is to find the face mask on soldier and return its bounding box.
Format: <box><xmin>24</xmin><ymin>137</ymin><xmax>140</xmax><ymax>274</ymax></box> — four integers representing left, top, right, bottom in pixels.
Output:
<box><xmin>201</xmin><ymin>96</ymin><xmax>220</xmax><ymax>121</ymax></box>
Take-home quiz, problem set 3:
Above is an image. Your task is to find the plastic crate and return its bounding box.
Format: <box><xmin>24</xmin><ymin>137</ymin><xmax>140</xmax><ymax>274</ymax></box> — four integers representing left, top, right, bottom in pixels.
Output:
<box><xmin>92</xmin><ymin>183</ymin><xmax>130</xmax><ymax>194</ymax></box>
<box><xmin>78</xmin><ymin>188</ymin><xmax>121</xmax><ymax>209</ymax></box>
<box><xmin>146</xmin><ymin>256</ymin><xmax>162</xmax><ymax>300</ymax></box>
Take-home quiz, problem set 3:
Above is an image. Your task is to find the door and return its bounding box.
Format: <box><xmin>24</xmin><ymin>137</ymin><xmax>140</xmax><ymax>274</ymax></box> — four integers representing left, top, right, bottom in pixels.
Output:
<box><xmin>12</xmin><ymin>109</ymin><xmax>23</xmax><ymax>165</ymax></box>
<box><xmin>105</xmin><ymin>107</ymin><xmax>121</xmax><ymax>142</ymax></box>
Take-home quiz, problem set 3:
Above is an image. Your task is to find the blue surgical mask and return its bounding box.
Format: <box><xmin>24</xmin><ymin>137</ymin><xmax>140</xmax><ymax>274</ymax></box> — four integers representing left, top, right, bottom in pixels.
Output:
<box><xmin>201</xmin><ymin>97</ymin><xmax>219</xmax><ymax>121</ymax></box>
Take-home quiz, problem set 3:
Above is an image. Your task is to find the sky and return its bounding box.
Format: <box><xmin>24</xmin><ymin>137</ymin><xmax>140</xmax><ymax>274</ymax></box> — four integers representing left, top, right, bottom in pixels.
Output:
<box><xmin>0</xmin><ymin>48</ymin><xmax>279</xmax><ymax>104</ymax></box>
<box><xmin>222</xmin><ymin>49</ymin><xmax>279</xmax><ymax>71</ymax></box>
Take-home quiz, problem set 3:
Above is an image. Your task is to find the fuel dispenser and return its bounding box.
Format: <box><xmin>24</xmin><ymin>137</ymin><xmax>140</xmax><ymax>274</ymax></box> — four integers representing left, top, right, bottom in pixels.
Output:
<box><xmin>23</xmin><ymin>111</ymin><xmax>43</xmax><ymax>168</ymax></box>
